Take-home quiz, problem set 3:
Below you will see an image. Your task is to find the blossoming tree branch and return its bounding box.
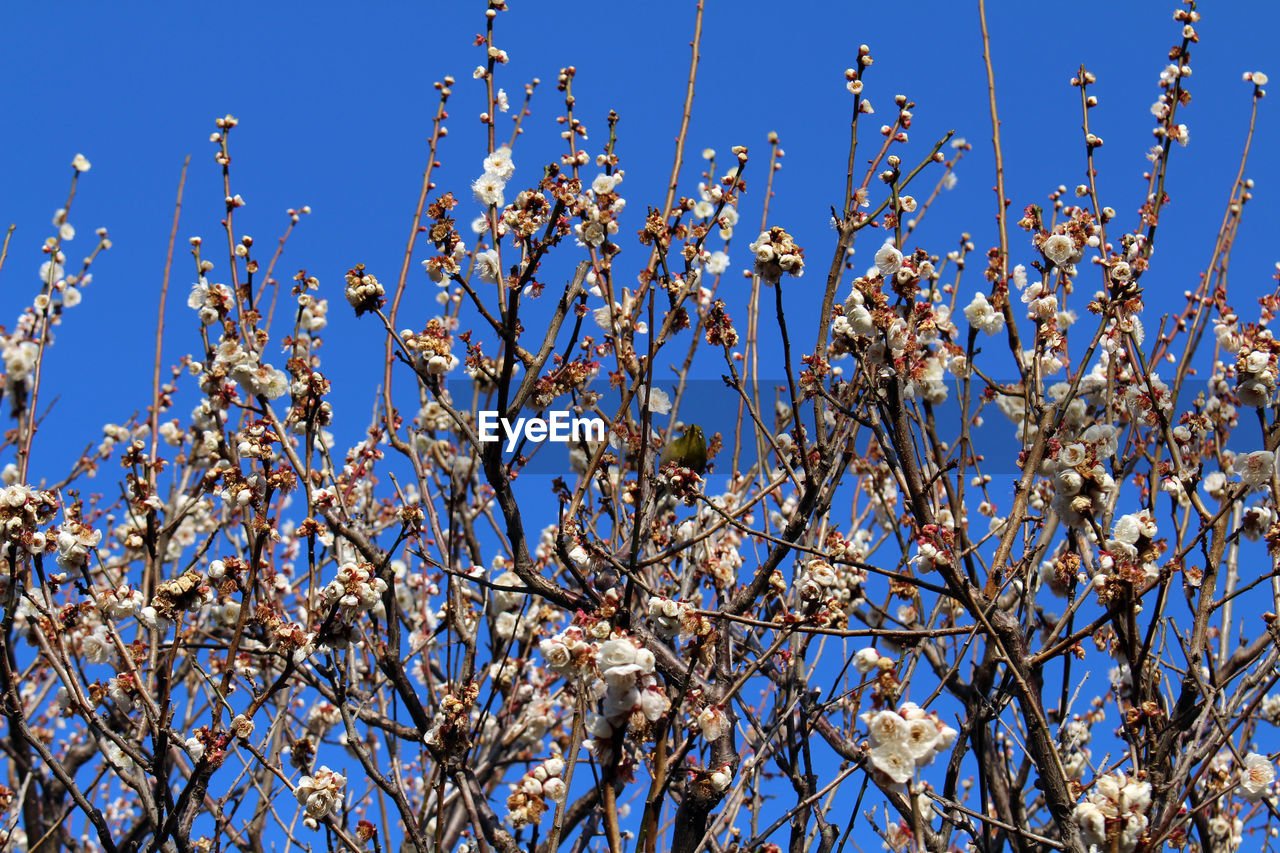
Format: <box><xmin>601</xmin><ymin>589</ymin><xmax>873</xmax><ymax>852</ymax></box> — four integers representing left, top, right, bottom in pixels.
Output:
<box><xmin>0</xmin><ymin>2</ymin><xmax>1276</xmax><ymax>853</ymax></box>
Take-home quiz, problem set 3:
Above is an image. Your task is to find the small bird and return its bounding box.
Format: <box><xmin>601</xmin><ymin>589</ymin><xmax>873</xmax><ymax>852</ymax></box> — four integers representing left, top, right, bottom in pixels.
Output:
<box><xmin>629</xmin><ymin>424</ymin><xmax>708</xmax><ymax>547</ymax></box>
<box><xmin>657</xmin><ymin>424</ymin><xmax>708</xmax><ymax>475</ymax></box>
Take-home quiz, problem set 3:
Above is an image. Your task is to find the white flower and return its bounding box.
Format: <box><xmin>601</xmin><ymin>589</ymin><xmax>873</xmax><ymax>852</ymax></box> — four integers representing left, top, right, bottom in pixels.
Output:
<box><xmin>883</xmin><ymin>819</ymin><xmax>912</xmax><ymax>852</ymax></box>
<box><xmin>101</xmin><ymin>585</ymin><xmax>144</xmax><ymax>620</ymax></box>
<box><xmin>1241</xmin><ymin>753</ymin><xmax>1275</xmax><ymax>801</ymax></box>
<box><xmin>490</xmin><ymin>570</ymin><xmax>527</xmax><ymax>612</ymax></box>
<box><xmin>865</xmin><ymin>710</ymin><xmax>907</xmax><ymax>746</ymax></box>
<box><xmin>874</xmin><ymin>241</ymin><xmax>903</xmax><ymax>277</ymax></box>
<box><xmin>1059</xmin><ymin>443</ymin><xmax>1086</xmax><ymax>467</ymax></box>
<box><xmin>847</xmin><ymin>304</ymin><xmax>875</xmax><ymax>335</ymax></box>
<box><xmin>597</xmin><ymin>638</ymin><xmax>638</xmax><ymax>670</ymax></box>
<box><xmin>103</xmin><ymin>741</ymin><xmax>136</xmax><ymax>774</ymax></box>
<box><xmin>295</xmin><ymin>766</ymin><xmax>346</xmax><ymax>821</ymax></box>
<box><xmin>475</xmin><ymin>249</ymin><xmax>502</xmax><ymax>285</ymax></box>
<box><xmin>1073</xmin><ymin>801</ymin><xmax>1106</xmax><ymax>846</ymax></box>
<box><xmin>646</xmin><ymin>387</ymin><xmax>672</xmax><ymax>415</ymax></box>
<box><xmin>805</xmin><ymin>559</ymin><xmax>837</xmax><ymax>588</ymax></box>
<box><xmin>57</xmin><ymin>520</ymin><xmax>102</xmax><ymax>569</ymax></box>
<box><xmin>1011</xmin><ymin>264</ymin><xmax>1027</xmax><ymax>289</ymax></box>
<box><xmin>1238</xmin><ymin>377</ymin><xmax>1274</xmax><ymax>408</ymax></box>
<box><xmin>1233</xmin><ymin>450</ymin><xmax>1277</xmax><ymax>487</ymax></box>
<box><xmin>696</xmin><ymin>706</ymin><xmax>729</xmax><ymax>741</ymax></box>
<box><xmin>483</xmin><ymin>146</ymin><xmax>515</xmax><ymax>181</ymax></box>
<box><xmin>1112</xmin><ymin>513</ymin><xmax>1144</xmax><ymax>546</ymax></box>
<box><xmin>639</xmin><ymin>685</ymin><xmax>670</xmax><ymax>721</ymax></box>
<box><xmin>751</xmin><ymin>234</ymin><xmax>775</xmax><ymax>264</ymax></box>
<box><xmin>591</xmin><ymin>173</ymin><xmax>618</xmax><ymax>196</ymax></box>
<box><xmin>1028</xmin><ymin>293</ymin><xmax>1058</xmax><ymax>321</ymax></box>
<box><xmin>542</xmin><ymin>777</ymin><xmax>567</xmax><ymax>802</ymax></box>
<box><xmin>903</xmin><ymin>718</ymin><xmax>940</xmax><ymax>760</ymax></box>
<box><xmin>231</xmin><ymin>713</ymin><xmax>254</xmax><ymax>739</ymax></box>
<box><xmin>963</xmin><ymin>292</ymin><xmax>1005</xmax><ymax>336</ymax></box>
<box><xmin>1042</xmin><ymin>233</ymin><xmax>1074</xmax><ymax>267</ymax></box>
<box><xmin>473</xmin><ymin>174</ymin><xmax>506</xmax><ymax>208</ymax></box>
<box><xmin>853</xmin><ymin>647</ymin><xmax>881</xmax><ymax>675</ymax></box>
<box><xmin>306</xmin><ymin>702</ymin><xmax>343</xmax><ymax>736</ymax></box>
<box><xmin>425</xmin><ymin>354</ymin><xmax>457</xmax><ymax>375</ymax></box>
<box><xmin>81</xmin><ymin>626</ymin><xmax>115</xmax><ymax>664</ymax></box>
<box><xmin>39</xmin><ymin>260</ymin><xmax>65</xmax><ymax>285</ymax></box>
<box><xmin>540</xmin><ymin>639</ymin><xmax>572</xmax><ymax>670</ymax></box>
<box><xmin>898</xmin><ymin>701</ymin><xmax>926</xmax><ymax>721</ymax></box>
<box><xmin>1121</xmin><ymin>777</ymin><xmax>1152</xmax><ymax>812</ymax></box>
<box><xmin>602</xmin><ymin>664</ymin><xmax>641</xmax><ymax>691</ymax></box>
<box><xmin>494</xmin><ymin>610</ymin><xmax>520</xmax><ymax>639</ymax></box>
<box><xmin>602</xmin><ymin>684</ymin><xmax>640</xmax><ymax>718</ymax></box>
<box><xmin>1203</xmin><ymin>470</ymin><xmax>1229</xmax><ymax>500</ymax></box>
<box><xmin>868</xmin><ymin>740</ymin><xmax>914</xmax><ymax>784</ymax></box>
<box><xmin>72</xmin><ymin>154</ymin><xmax>92</xmax><ymax>173</ymax></box>
<box><xmin>1245</xmin><ymin>350</ymin><xmax>1270</xmax><ymax>374</ymax></box>
<box><xmin>704</xmin><ymin>250</ymin><xmax>730</xmax><ymax>275</ymax></box>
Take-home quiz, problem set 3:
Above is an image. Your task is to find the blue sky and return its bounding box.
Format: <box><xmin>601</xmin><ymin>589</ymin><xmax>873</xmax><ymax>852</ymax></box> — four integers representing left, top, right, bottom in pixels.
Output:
<box><xmin>2</xmin><ymin>1</ymin><xmax>1278</xmax><ymax>478</ymax></box>
<box><xmin>3</xmin><ymin>1</ymin><xmax>1280</xmax><ymax>850</ymax></box>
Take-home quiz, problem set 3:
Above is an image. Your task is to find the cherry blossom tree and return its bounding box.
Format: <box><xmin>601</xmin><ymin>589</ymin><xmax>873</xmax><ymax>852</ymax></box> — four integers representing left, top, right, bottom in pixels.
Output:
<box><xmin>0</xmin><ymin>3</ymin><xmax>1277</xmax><ymax>853</ymax></box>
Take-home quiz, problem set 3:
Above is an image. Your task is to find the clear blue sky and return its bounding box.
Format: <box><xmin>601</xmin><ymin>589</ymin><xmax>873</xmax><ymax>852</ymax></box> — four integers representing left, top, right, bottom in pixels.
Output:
<box><xmin>2</xmin><ymin>1</ymin><xmax>1277</xmax><ymax>478</ymax></box>
<box><xmin>2</xmin><ymin>1</ymin><xmax>1279</xmax><ymax>850</ymax></box>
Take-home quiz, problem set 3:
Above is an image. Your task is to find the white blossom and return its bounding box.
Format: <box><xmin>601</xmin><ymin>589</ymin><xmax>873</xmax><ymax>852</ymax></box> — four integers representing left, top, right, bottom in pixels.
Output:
<box><xmin>1240</xmin><ymin>753</ymin><xmax>1275</xmax><ymax>801</ymax></box>
<box><xmin>874</xmin><ymin>240</ymin><xmax>903</xmax><ymax>277</ymax></box>
<box><xmin>1233</xmin><ymin>450</ymin><xmax>1277</xmax><ymax>487</ymax></box>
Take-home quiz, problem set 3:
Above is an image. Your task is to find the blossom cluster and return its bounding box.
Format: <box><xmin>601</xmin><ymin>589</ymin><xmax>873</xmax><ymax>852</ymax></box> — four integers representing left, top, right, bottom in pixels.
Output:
<box><xmin>3</xmin><ymin>10</ymin><xmax>1275</xmax><ymax>851</ymax></box>
<box><xmin>1058</xmin><ymin>715</ymin><xmax>1096</xmax><ymax>781</ymax></box>
<box><xmin>294</xmin><ymin>765</ymin><xmax>346</xmax><ymax>826</ymax></box>
<box><xmin>473</xmin><ymin>145</ymin><xmax>515</xmax><ymax>210</ymax></box>
<box><xmin>964</xmin><ymin>291</ymin><xmax>1005</xmax><ymax>336</ymax></box>
<box><xmin>187</xmin><ymin>277</ymin><xmax>233</xmax><ymax>326</ymax></box>
<box><xmin>505</xmin><ymin>756</ymin><xmax>567</xmax><ymax>829</ymax></box>
<box><xmin>1071</xmin><ymin>771</ymin><xmax>1151</xmax><ymax>853</ymax></box>
<box><xmin>488</xmin><ymin>569</ymin><xmax>533</xmax><ymax>641</ymax></box>
<box><xmin>211</xmin><ymin>338</ymin><xmax>288</xmax><ymax>400</ymax></box>
<box><xmin>539</xmin><ymin>621</ymin><xmax>671</xmax><ymax>761</ymax></box>
<box><xmin>591</xmin><ymin>634</ymin><xmax>667</xmax><ymax>728</ymax></box>
<box><xmin>319</xmin><ymin>562</ymin><xmax>388</xmax><ymax>625</ymax></box>
<box><xmin>1096</xmin><ymin>509</ymin><xmax>1162</xmax><ymax>602</ymax></box>
<box><xmin>1043</xmin><ymin>425</ymin><xmax>1119</xmax><ymax>528</ymax></box>
<box><xmin>861</xmin><ymin>702</ymin><xmax>958</xmax><ymax>785</ymax></box>
<box><xmin>402</xmin><ymin>318</ymin><xmax>459</xmax><ymax>376</ymax></box>
<box><xmin>749</xmin><ymin>227</ymin><xmax>804</xmax><ymax>282</ymax></box>
<box><xmin>646</xmin><ymin>596</ymin><xmax>712</xmax><ymax>641</ymax></box>
<box><xmin>827</xmin><ymin>248</ymin><xmax>957</xmax><ymax>403</ymax></box>
<box><xmin>1239</xmin><ymin>752</ymin><xmax>1276</xmax><ymax>802</ymax></box>
<box><xmin>1233</xmin><ymin>449</ymin><xmax>1277</xmax><ymax>489</ymax></box>
<box><xmin>343</xmin><ymin>263</ymin><xmax>385</xmax><ymax>316</ymax></box>
<box><xmin>1223</xmin><ymin>322</ymin><xmax>1279</xmax><ymax>407</ymax></box>
<box><xmin>0</xmin><ymin>485</ymin><xmax>58</xmax><ymax>555</ymax></box>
